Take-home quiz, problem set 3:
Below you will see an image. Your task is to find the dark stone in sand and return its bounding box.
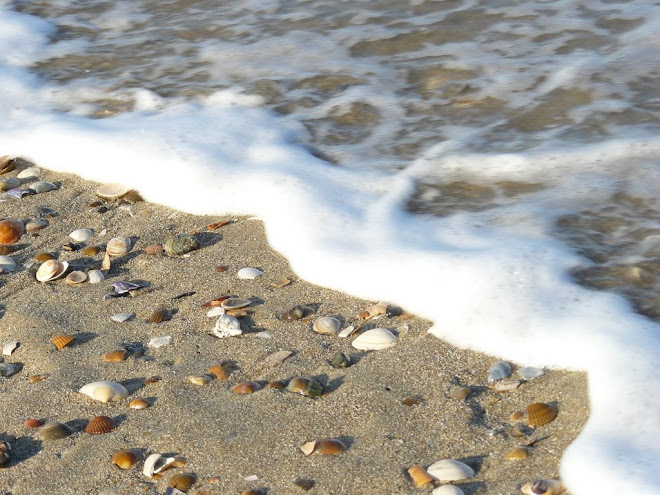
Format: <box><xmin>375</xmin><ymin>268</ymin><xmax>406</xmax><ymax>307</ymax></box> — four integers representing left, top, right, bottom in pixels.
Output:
<box><xmin>163</xmin><ymin>234</ymin><xmax>200</xmax><ymax>256</ymax></box>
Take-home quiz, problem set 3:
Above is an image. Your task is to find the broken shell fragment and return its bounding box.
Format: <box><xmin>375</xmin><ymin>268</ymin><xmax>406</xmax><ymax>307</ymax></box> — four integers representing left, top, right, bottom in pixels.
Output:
<box><xmin>110</xmin><ymin>312</ymin><xmax>134</xmax><ymax>322</ymax></box>
<box><xmin>312</xmin><ymin>316</ymin><xmax>341</xmax><ymax>336</ymax></box>
<box><xmin>96</xmin><ymin>183</ymin><xmax>131</xmax><ymax>200</ymax></box>
<box><xmin>526</xmin><ymin>403</ymin><xmax>558</xmax><ymax>428</ymax></box>
<box><xmin>79</xmin><ymin>380</ymin><xmax>129</xmax><ymax>403</ymax></box>
<box><xmin>51</xmin><ymin>334</ymin><xmax>76</xmax><ymax>350</ymax></box>
<box><xmin>518</xmin><ymin>366</ymin><xmax>545</xmax><ymax>380</ymax></box>
<box><xmin>491</xmin><ymin>379</ymin><xmax>522</xmax><ymax>392</ymax></box>
<box><xmin>84</xmin><ymin>415</ymin><xmax>114</xmax><ymax>434</ymax></box>
<box><xmin>36</xmin><ymin>259</ymin><xmax>68</xmax><ymax>282</ymax></box>
<box><xmin>28</xmin><ymin>181</ymin><xmax>57</xmax><ymax>194</ymax></box>
<box><xmin>520</xmin><ymin>479</ymin><xmax>566</xmax><ymax>495</ymax></box>
<box><xmin>407</xmin><ymin>465</ymin><xmax>437</xmax><ymax>487</ymax></box>
<box><xmin>426</xmin><ymin>459</ymin><xmax>475</xmax><ymax>482</ymax></box>
<box><xmin>366</xmin><ymin>301</ymin><xmax>387</xmax><ymax>318</ymax></box>
<box><xmin>66</xmin><ymin>270</ymin><xmax>88</xmax><ymax>285</ymax></box>
<box><xmin>38</xmin><ymin>421</ymin><xmax>73</xmax><ymax>441</ymax></box>
<box><xmin>103</xmin><ymin>349</ymin><xmax>128</xmax><ymax>363</ymax></box>
<box><xmin>488</xmin><ymin>361</ymin><xmax>513</xmax><ymax>383</ymax></box>
<box><xmin>129</xmin><ymin>398</ymin><xmax>149</xmax><ymax>410</ymax></box>
<box><xmin>106</xmin><ymin>236</ymin><xmax>132</xmax><ymax>256</ymax></box>
<box><xmin>237</xmin><ymin>267</ymin><xmax>263</xmax><ymax>279</ymax></box>
<box><xmin>0</xmin><ymin>219</ymin><xmax>24</xmax><ymax>245</ymax></box>
<box><xmin>143</xmin><ymin>453</ymin><xmax>177</xmax><ymax>478</ymax></box>
<box><xmin>212</xmin><ymin>314</ymin><xmax>242</xmax><ymax>338</ymax></box>
<box><xmin>351</xmin><ymin>328</ymin><xmax>398</xmax><ymax>350</ymax></box>
<box><xmin>300</xmin><ymin>439</ymin><xmax>347</xmax><ymax>456</ymax></box>
<box><xmin>2</xmin><ymin>341</ymin><xmax>20</xmax><ymax>356</ymax></box>
<box><xmin>231</xmin><ymin>381</ymin><xmax>260</xmax><ymax>394</ymax></box>
<box><xmin>112</xmin><ymin>449</ymin><xmax>139</xmax><ymax>469</ymax></box>
<box><xmin>69</xmin><ymin>228</ymin><xmax>93</xmax><ymax>242</ymax></box>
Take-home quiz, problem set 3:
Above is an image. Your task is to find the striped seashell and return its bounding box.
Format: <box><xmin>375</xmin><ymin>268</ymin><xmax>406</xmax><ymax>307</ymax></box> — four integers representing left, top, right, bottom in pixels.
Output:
<box><xmin>36</xmin><ymin>259</ymin><xmax>68</xmax><ymax>282</ymax></box>
<box><xmin>432</xmin><ymin>485</ymin><xmax>465</xmax><ymax>495</ymax></box>
<box><xmin>168</xmin><ymin>473</ymin><xmax>197</xmax><ymax>491</ymax></box>
<box><xmin>312</xmin><ymin>316</ymin><xmax>341</xmax><ymax>335</ymax></box>
<box><xmin>106</xmin><ymin>236</ymin><xmax>132</xmax><ymax>256</ymax></box>
<box><xmin>426</xmin><ymin>459</ymin><xmax>475</xmax><ymax>482</ymax></box>
<box><xmin>51</xmin><ymin>334</ymin><xmax>76</xmax><ymax>350</ymax></box>
<box><xmin>147</xmin><ymin>309</ymin><xmax>170</xmax><ymax>323</ymax></box>
<box><xmin>407</xmin><ymin>465</ymin><xmax>437</xmax><ymax>487</ymax></box>
<box><xmin>84</xmin><ymin>415</ymin><xmax>114</xmax><ymax>434</ymax></box>
<box><xmin>0</xmin><ymin>219</ymin><xmax>24</xmax><ymax>245</ymax></box>
<box><xmin>112</xmin><ymin>449</ymin><xmax>139</xmax><ymax>470</ymax></box>
<box><xmin>526</xmin><ymin>402</ymin><xmax>557</xmax><ymax>428</ymax></box>
<box><xmin>231</xmin><ymin>381</ymin><xmax>260</xmax><ymax>394</ymax></box>
<box><xmin>351</xmin><ymin>328</ymin><xmax>398</xmax><ymax>350</ymax></box>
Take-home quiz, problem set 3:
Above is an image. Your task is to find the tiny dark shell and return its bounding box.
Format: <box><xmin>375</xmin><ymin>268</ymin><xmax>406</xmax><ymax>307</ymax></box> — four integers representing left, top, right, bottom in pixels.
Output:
<box><xmin>330</xmin><ymin>351</ymin><xmax>351</xmax><ymax>368</ymax></box>
<box><xmin>386</xmin><ymin>305</ymin><xmax>403</xmax><ymax>317</ymax></box>
<box><xmin>280</xmin><ymin>305</ymin><xmax>305</xmax><ymax>321</ymax></box>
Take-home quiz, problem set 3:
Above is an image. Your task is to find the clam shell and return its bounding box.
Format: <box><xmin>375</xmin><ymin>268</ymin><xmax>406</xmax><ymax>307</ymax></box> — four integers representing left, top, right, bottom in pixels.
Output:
<box><xmin>237</xmin><ymin>267</ymin><xmax>263</xmax><ymax>279</ymax></box>
<box><xmin>286</xmin><ymin>377</ymin><xmax>309</xmax><ymax>394</ymax></box>
<box><xmin>212</xmin><ymin>314</ymin><xmax>242</xmax><ymax>338</ymax></box>
<box><xmin>312</xmin><ymin>316</ymin><xmax>341</xmax><ymax>336</ymax></box>
<box><xmin>0</xmin><ymin>363</ymin><xmax>20</xmax><ymax>377</ymax></box>
<box><xmin>79</xmin><ymin>380</ymin><xmax>129</xmax><ymax>403</ymax></box>
<box><xmin>526</xmin><ymin>403</ymin><xmax>557</xmax><ymax>428</ymax></box>
<box><xmin>188</xmin><ymin>374</ymin><xmax>213</xmax><ymax>386</ymax></box>
<box><xmin>88</xmin><ymin>269</ymin><xmax>105</xmax><ymax>284</ymax></box>
<box><xmin>0</xmin><ymin>155</ymin><xmax>14</xmax><ymax>173</ymax></box>
<box><xmin>38</xmin><ymin>421</ymin><xmax>73</xmax><ymax>441</ymax></box>
<box><xmin>66</xmin><ymin>270</ymin><xmax>88</xmax><ymax>285</ymax></box>
<box><xmin>351</xmin><ymin>328</ymin><xmax>398</xmax><ymax>350</ymax></box>
<box><xmin>208</xmin><ymin>364</ymin><xmax>232</xmax><ymax>380</ymax></box>
<box><xmin>143</xmin><ymin>453</ymin><xmax>177</xmax><ymax>478</ymax></box>
<box><xmin>520</xmin><ymin>479</ymin><xmax>566</xmax><ymax>495</ymax></box>
<box><xmin>28</xmin><ymin>181</ymin><xmax>57</xmax><ymax>193</ymax></box>
<box><xmin>110</xmin><ymin>312</ymin><xmax>134</xmax><ymax>322</ymax></box>
<box><xmin>96</xmin><ymin>183</ymin><xmax>131</xmax><ymax>200</ymax></box>
<box><xmin>36</xmin><ymin>259</ymin><xmax>68</xmax><ymax>282</ymax></box>
<box><xmin>26</xmin><ymin>220</ymin><xmax>48</xmax><ymax>233</ymax></box>
<box><xmin>449</xmin><ymin>387</ymin><xmax>470</xmax><ymax>400</ymax></box>
<box><xmin>85</xmin><ymin>415</ymin><xmax>114</xmax><ymax>434</ymax></box>
<box><xmin>426</xmin><ymin>459</ymin><xmax>475</xmax><ymax>482</ymax></box>
<box><xmin>129</xmin><ymin>398</ymin><xmax>149</xmax><ymax>410</ymax></box>
<box><xmin>0</xmin><ymin>219</ymin><xmax>24</xmax><ymax>245</ymax></box>
<box><xmin>407</xmin><ymin>465</ymin><xmax>437</xmax><ymax>487</ymax></box>
<box><xmin>488</xmin><ymin>361</ymin><xmax>513</xmax><ymax>383</ymax></box>
<box><xmin>314</xmin><ymin>439</ymin><xmax>347</xmax><ymax>455</ymax></box>
<box><xmin>51</xmin><ymin>334</ymin><xmax>76</xmax><ymax>350</ymax></box>
<box><xmin>267</xmin><ymin>380</ymin><xmax>286</xmax><ymax>389</ymax></box>
<box><xmin>35</xmin><ymin>252</ymin><xmax>55</xmax><ymax>262</ymax></box>
<box><xmin>24</xmin><ymin>418</ymin><xmax>43</xmax><ymax>428</ymax></box>
<box><xmin>112</xmin><ymin>450</ymin><xmax>139</xmax><ymax>470</ymax></box>
<box><xmin>2</xmin><ymin>341</ymin><xmax>20</xmax><ymax>356</ymax></box>
<box><xmin>504</xmin><ymin>447</ymin><xmax>529</xmax><ymax>460</ymax></box>
<box><xmin>106</xmin><ymin>236</ymin><xmax>132</xmax><ymax>256</ymax></box>
<box><xmin>103</xmin><ymin>349</ymin><xmax>127</xmax><ymax>362</ymax></box>
<box><xmin>220</xmin><ymin>298</ymin><xmax>252</xmax><ymax>310</ymax></box>
<box><xmin>82</xmin><ymin>245</ymin><xmax>101</xmax><ymax>256</ymax></box>
<box><xmin>16</xmin><ymin>166</ymin><xmax>40</xmax><ymax>179</ymax></box>
<box><xmin>231</xmin><ymin>381</ymin><xmax>260</xmax><ymax>394</ymax></box>
<box><xmin>70</xmin><ymin>228</ymin><xmax>93</xmax><ymax>242</ymax></box>
<box><xmin>0</xmin><ymin>255</ymin><xmax>17</xmax><ymax>272</ymax></box>
<box><xmin>168</xmin><ymin>473</ymin><xmax>197</xmax><ymax>491</ymax></box>
<box><xmin>432</xmin><ymin>486</ymin><xmax>465</xmax><ymax>495</ymax></box>
<box><xmin>0</xmin><ymin>177</ymin><xmax>20</xmax><ymax>191</ymax></box>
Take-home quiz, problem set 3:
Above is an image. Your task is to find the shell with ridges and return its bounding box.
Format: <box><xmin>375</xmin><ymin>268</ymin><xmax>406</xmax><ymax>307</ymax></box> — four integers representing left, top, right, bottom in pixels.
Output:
<box><xmin>147</xmin><ymin>309</ymin><xmax>170</xmax><ymax>323</ymax></box>
<box><xmin>408</xmin><ymin>465</ymin><xmax>437</xmax><ymax>487</ymax></box>
<box><xmin>51</xmin><ymin>334</ymin><xmax>76</xmax><ymax>350</ymax></box>
<box><xmin>79</xmin><ymin>380</ymin><xmax>129</xmax><ymax>403</ymax></box>
<box><xmin>112</xmin><ymin>449</ymin><xmax>139</xmax><ymax>470</ymax></box>
<box><xmin>106</xmin><ymin>236</ymin><xmax>132</xmax><ymax>256</ymax></box>
<box><xmin>84</xmin><ymin>415</ymin><xmax>114</xmax><ymax>434</ymax></box>
<box><xmin>0</xmin><ymin>219</ymin><xmax>24</xmax><ymax>245</ymax></box>
<box><xmin>526</xmin><ymin>403</ymin><xmax>557</xmax><ymax>428</ymax></box>
<box><xmin>426</xmin><ymin>459</ymin><xmax>475</xmax><ymax>482</ymax></box>
<box><xmin>351</xmin><ymin>328</ymin><xmax>398</xmax><ymax>350</ymax></box>
<box><xmin>66</xmin><ymin>270</ymin><xmax>88</xmax><ymax>285</ymax></box>
<box><xmin>312</xmin><ymin>316</ymin><xmax>341</xmax><ymax>335</ymax></box>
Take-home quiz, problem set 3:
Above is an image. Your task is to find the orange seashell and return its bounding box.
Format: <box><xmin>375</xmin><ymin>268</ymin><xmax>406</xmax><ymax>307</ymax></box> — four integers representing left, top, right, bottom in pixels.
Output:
<box><xmin>147</xmin><ymin>309</ymin><xmax>170</xmax><ymax>323</ymax></box>
<box><xmin>84</xmin><ymin>415</ymin><xmax>114</xmax><ymax>434</ymax></box>
<box><xmin>51</xmin><ymin>334</ymin><xmax>76</xmax><ymax>350</ymax></box>
<box><xmin>315</xmin><ymin>439</ymin><xmax>348</xmax><ymax>455</ymax></box>
<box><xmin>28</xmin><ymin>374</ymin><xmax>48</xmax><ymax>384</ymax></box>
<box><xmin>82</xmin><ymin>246</ymin><xmax>101</xmax><ymax>256</ymax></box>
<box><xmin>215</xmin><ymin>265</ymin><xmax>228</xmax><ymax>272</ymax></box>
<box><xmin>504</xmin><ymin>447</ymin><xmax>529</xmax><ymax>460</ymax></box>
<box><xmin>103</xmin><ymin>349</ymin><xmax>127</xmax><ymax>363</ymax></box>
<box><xmin>201</xmin><ymin>295</ymin><xmax>231</xmax><ymax>308</ymax></box>
<box><xmin>407</xmin><ymin>465</ymin><xmax>437</xmax><ymax>487</ymax></box>
<box><xmin>510</xmin><ymin>410</ymin><xmax>525</xmax><ymax>422</ymax></box>
<box><xmin>112</xmin><ymin>449</ymin><xmax>139</xmax><ymax>470</ymax></box>
<box><xmin>129</xmin><ymin>398</ymin><xmax>149</xmax><ymax>410</ymax></box>
<box><xmin>143</xmin><ymin>243</ymin><xmax>164</xmax><ymax>255</ymax></box>
<box><xmin>208</xmin><ymin>364</ymin><xmax>232</xmax><ymax>380</ymax></box>
<box><xmin>267</xmin><ymin>380</ymin><xmax>286</xmax><ymax>389</ymax></box>
<box><xmin>0</xmin><ymin>156</ymin><xmax>16</xmax><ymax>174</ymax></box>
<box><xmin>526</xmin><ymin>402</ymin><xmax>558</xmax><ymax>428</ymax></box>
<box><xmin>0</xmin><ymin>219</ymin><xmax>24</xmax><ymax>245</ymax></box>
<box><xmin>168</xmin><ymin>473</ymin><xmax>197</xmax><ymax>491</ymax></box>
<box><xmin>24</xmin><ymin>418</ymin><xmax>44</xmax><ymax>428</ymax></box>
<box><xmin>231</xmin><ymin>381</ymin><xmax>260</xmax><ymax>394</ymax></box>
<box><xmin>208</xmin><ymin>220</ymin><xmax>230</xmax><ymax>230</ymax></box>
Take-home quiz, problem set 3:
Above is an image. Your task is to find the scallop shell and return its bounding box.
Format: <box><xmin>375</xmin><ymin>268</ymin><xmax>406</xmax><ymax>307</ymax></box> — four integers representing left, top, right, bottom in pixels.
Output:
<box><xmin>143</xmin><ymin>453</ymin><xmax>177</xmax><ymax>478</ymax></box>
<box><xmin>79</xmin><ymin>380</ymin><xmax>129</xmax><ymax>403</ymax></box>
<box><xmin>220</xmin><ymin>297</ymin><xmax>252</xmax><ymax>310</ymax></box>
<box><xmin>96</xmin><ymin>183</ymin><xmax>131</xmax><ymax>200</ymax></box>
<box><xmin>520</xmin><ymin>479</ymin><xmax>566</xmax><ymax>495</ymax></box>
<box><xmin>487</xmin><ymin>361</ymin><xmax>513</xmax><ymax>382</ymax></box>
<box><xmin>88</xmin><ymin>269</ymin><xmax>105</xmax><ymax>284</ymax></box>
<box><xmin>66</xmin><ymin>270</ymin><xmax>88</xmax><ymax>285</ymax></box>
<box><xmin>526</xmin><ymin>403</ymin><xmax>557</xmax><ymax>428</ymax></box>
<box><xmin>237</xmin><ymin>267</ymin><xmax>263</xmax><ymax>279</ymax></box>
<box><xmin>51</xmin><ymin>334</ymin><xmax>76</xmax><ymax>350</ymax></box>
<box><xmin>69</xmin><ymin>228</ymin><xmax>93</xmax><ymax>242</ymax></box>
<box><xmin>28</xmin><ymin>181</ymin><xmax>57</xmax><ymax>193</ymax></box>
<box><xmin>231</xmin><ymin>381</ymin><xmax>260</xmax><ymax>394</ymax></box>
<box><xmin>112</xmin><ymin>450</ymin><xmax>139</xmax><ymax>470</ymax></box>
<box><xmin>85</xmin><ymin>415</ymin><xmax>114</xmax><ymax>434</ymax></box>
<box><xmin>102</xmin><ymin>349</ymin><xmax>127</xmax><ymax>362</ymax></box>
<box><xmin>0</xmin><ymin>177</ymin><xmax>20</xmax><ymax>191</ymax></box>
<box><xmin>147</xmin><ymin>309</ymin><xmax>170</xmax><ymax>323</ymax></box>
<box><xmin>426</xmin><ymin>459</ymin><xmax>475</xmax><ymax>482</ymax></box>
<box><xmin>16</xmin><ymin>166</ymin><xmax>40</xmax><ymax>179</ymax></box>
<box><xmin>106</xmin><ymin>236</ymin><xmax>132</xmax><ymax>256</ymax></box>
<box><xmin>36</xmin><ymin>259</ymin><xmax>68</xmax><ymax>282</ymax></box>
<box><xmin>0</xmin><ymin>219</ymin><xmax>24</xmax><ymax>245</ymax></box>
<box><xmin>38</xmin><ymin>421</ymin><xmax>73</xmax><ymax>441</ymax></box>
<box><xmin>168</xmin><ymin>473</ymin><xmax>197</xmax><ymax>491</ymax></box>
<box><xmin>351</xmin><ymin>328</ymin><xmax>398</xmax><ymax>350</ymax></box>
<box><xmin>0</xmin><ymin>255</ymin><xmax>17</xmax><ymax>272</ymax></box>
<box><xmin>2</xmin><ymin>341</ymin><xmax>20</xmax><ymax>356</ymax></box>
<box><xmin>129</xmin><ymin>398</ymin><xmax>149</xmax><ymax>410</ymax></box>
<box><xmin>407</xmin><ymin>465</ymin><xmax>437</xmax><ymax>487</ymax></box>
<box><xmin>312</xmin><ymin>316</ymin><xmax>341</xmax><ymax>336</ymax></box>
<box><xmin>432</xmin><ymin>486</ymin><xmax>465</xmax><ymax>495</ymax></box>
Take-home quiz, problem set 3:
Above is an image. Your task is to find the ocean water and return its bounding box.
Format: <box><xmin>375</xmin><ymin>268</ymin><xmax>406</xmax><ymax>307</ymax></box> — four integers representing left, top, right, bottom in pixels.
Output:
<box><xmin>1</xmin><ymin>0</ymin><xmax>660</xmax><ymax>493</ymax></box>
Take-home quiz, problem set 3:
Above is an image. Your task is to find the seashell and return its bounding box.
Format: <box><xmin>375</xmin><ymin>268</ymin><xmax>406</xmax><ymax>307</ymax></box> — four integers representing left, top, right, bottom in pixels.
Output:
<box><xmin>147</xmin><ymin>309</ymin><xmax>171</xmax><ymax>323</ymax></box>
<box><xmin>51</xmin><ymin>334</ymin><xmax>76</xmax><ymax>350</ymax></box>
<box><xmin>338</xmin><ymin>325</ymin><xmax>358</xmax><ymax>338</ymax></box>
<box><xmin>315</xmin><ymin>439</ymin><xmax>348</xmax><ymax>455</ymax></box>
<box><xmin>488</xmin><ymin>361</ymin><xmax>513</xmax><ymax>383</ymax></box>
<box><xmin>82</xmin><ymin>246</ymin><xmax>100</xmax><ymax>257</ymax></box>
<box><xmin>168</xmin><ymin>473</ymin><xmax>197</xmax><ymax>491</ymax></box>
<box><xmin>143</xmin><ymin>453</ymin><xmax>177</xmax><ymax>478</ymax></box>
<box><xmin>66</xmin><ymin>270</ymin><xmax>88</xmax><ymax>285</ymax></box>
<box><xmin>101</xmin><ymin>252</ymin><xmax>111</xmax><ymax>272</ymax></box>
<box><xmin>366</xmin><ymin>301</ymin><xmax>387</xmax><ymax>318</ymax></box>
<box><xmin>24</xmin><ymin>418</ymin><xmax>43</xmax><ymax>428</ymax></box>
<box><xmin>201</xmin><ymin>295</ymin><xmax>231</xmax><ymax>308</ymax></box>
<box><xmin>286</xmin><ymin>377</ymin><xmax>310</xmax><ymax>394</ymax></box>
<box><xmin>426</xmin><ymin>459</ymin><xmax>475</xmax><ymax>482</ymax></box>
<box><xmin>69</xmin><ymin>228</ymin><xmax>93</xmax><ymax>242</ymax></box>
<box><xmin>38</xmin><ymin>421</ymin><xmax>73</xmax><ymax>441</ymax></box>
<box><xmin>96</xmin><ymin>183</ymin><xmax>131</xmax><ymax>200</ymax></box>
<box><xmin>142</xmin><ymin>243</ymin><xmax>164</xmax><ymax>255</ymax></box>
<box><xmin>267</xmin><ymin>380</ymin><xmax>286</xmax><ymax>389</ymax></box>
<box><xmin>188</xmin><ymin>374</ymin><xmax>213</xmax><ymax>386</ymax></box>
<box><xmin>85</xmin><ymin>415</ymin><xmax>114</xmax><ymax>434</ymax></box>
<box><xmin>330</xmin><ymin>351</ymin><xmax>351</xmax><ymax>368</ymax></box>
<box><xmin>4</xmin><ymin>187</ymin><xmax>31</xmax><ymax>198</ymax></box>
<box><xmin>28</xmin><ymin>374</ymin><xmax>48</xmax><ymax>384</ymax></box>
<box><xmin>220</xmin><ymin>297</ymin><xmax>252</xmax><ymax>310</ymax></box>
<box><xmin>147</xmin><ymin>336</ymin><xmax>171</xmax><ymax>348</ymax></box>
<box><xmin>260</xmin><ymin>350</ymin><xmax>293</xmax><ymax>368</ymax></box>
<box><xmin>504</xmin><ymin>447</ymin><xmax>529</xmax><ymax>460</ymax></box>
<box><xmin>280</xmin><ymin>305</ymin><xmax>305</xmax><ymax>321</ymax></box>
<box><xmin>237</xmin><ymin>267</ymin><xmax>263</xmax><ymax>279</ymax></box>
<box><xmin>129</xmin><ymin>398</ymin><xmax>149</xmax><ymax>410</ymax></box>
<box><xmin>232</xmin><ymin>381</ymin><xmax>260</xmax><ymax>394</ymax></box>
<box><xmin>271</xmin><ymin>276</ymin><xmax>292</xmax><ymax>288</ymax></box>
<box><xmin>208</xmin><ymin>220</ymin><xmax>231</xmax><ymax>230</ymax></box>
<box><xmin>510</xmin><ymin>425</ymin><xmax>535</xmax><ymax>438</ymax></box>
<box><xmin>2</xmin><ymin>341</ymin><xmax>20</xmax><ymax>356</ymax></box>
<box><xmin>491</xmin><ymin>379</ymin><xmax>522</xmax><ymax>392</ymax></box>
<box><xmin>520</xmin><ymin>479</ymin><xmax>566</xmax><ymax>495</ymax></box>
<box><xmin>163</xmin><ymin>234</ymin><xmax>200</xmax><ymax>256</ymax></box>
<box><xmin>407</xmin><ymin>465</ymin><xmax>437</xmax><ymax>487</ymax></box>
<box><xmin>0</xmin><ymin>255</ymin><xmax>17</xmax><ymax>272</ymax></box>
<box><xmin>0</xmin><ymin>245</ymin><xmax>20</xmax><ymax>255</ymax></box>
<box><xmin>16</xmin><ymin>166</ymin><xmax>40</xmax><ymax>179</ymax></box>
<box><xmin>112</xmin><ymin>449</ymin><xmax>139</xmax><ymax>470</ymax></box>
<box><xmin>35</xmin><ymin>252</ymin><xmax>55</xmax><ymax>262</ymax></box>
<box><xmin>449</xmin><ymin>387</ymin><xmax>470</xmax><ymax>400</ymax></box>
<box><xmin>206</xmin><ymin>307</ymin><xmax>225</xmax><ymax>317</ymax></box>
<box><xmin>312</xmin><ymin>316</ymin><xmax>341</xmax><ymax>336</ymax></box>
<box><xmin>103</xmin><ymin>349</ymin><xmax>127</xmax><ymax>363</ymax></box>
<box><xmin>0</xmin><ymin>363</ymin><xmax>20</xmax><ymax>377</ymax></box>
<box><xmin>28</xmin><ymin>181</ymin><xmax>57</xmax><ymax>193</ymax></box>
<box><xmin>36</xmin><ymin>259</ymin><xmax>68</xmax><ymax>282</ymax></box>
<box><xmin>79</xmin><ymin>380</ymin><xmax>129</xmax><ymax>403</ymax></box>
<box><xmin>351</xmin><ymin>328</ymin><xmax>398</xmax><ymax>350</ymax></box>
<box><xmin>26</xmin><ymin>220</ymin><xmax>48</xmax><ymax>233</ymax></box>
<box><xmin>109</xmin><ymin>313</ymin><xmax>134</xmax><ymax>324</ymax></box>
<box><xmin>208</xmin><ymin>364</ymin><xmax>232</xmax><ymax>380</ymax></box>
<box><xmin>212</xmin><ymin>314</ymin><xmax>242</xmax><ymax>338</ymax></box>
<box><xmin>0</xmin><ymin>219</ymin><xmax>24</xmax><ymax>245</ymax></box>
<box><xmin>0</xmin><ymin>155</ymin><xmax>14</xmax><ymax>173</ymax></box>
<box><xmin>0</xmin><ymin>177</ymin><xmax>20</xmax><ymax>191</ymax></box>
<box><xmin>88</xmin><ymin>269</ymin><xmax>105</xmax><ymax>284</ymax></box>
<box><xmin>106</xmin><ymin>236</ymin><xmax>132</xmax><ymax>256</ymax></box>
<box><xmin>518</xmin><ymin>366</ymin><xmax>545</xmax><ymax>380</ymax></box>
<box><xmin>110</xmin><ymin>280</ymin><xmax>141</xmax><ymax>294</ymax></box>
<box><xmin>432</xmin><ymin>486</ymin><xmax>465</xmax><ymax>495</ymax></box>
<box><xmin>526</xmin><ymin>403</ymin><xmax>557</xmax><ymax>428</ymax></box>
<box><xmin>510</xmin><ymin>410</ymin><xmax>525</xmax><ymax>422</ymax></box>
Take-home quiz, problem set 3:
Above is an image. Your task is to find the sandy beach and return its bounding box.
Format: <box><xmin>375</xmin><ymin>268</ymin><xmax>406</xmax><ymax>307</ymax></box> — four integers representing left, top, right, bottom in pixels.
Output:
<box><xmin>0</xmin><ymin>160</ymin><xmax>588</xmax><ymax>494</ymax></box>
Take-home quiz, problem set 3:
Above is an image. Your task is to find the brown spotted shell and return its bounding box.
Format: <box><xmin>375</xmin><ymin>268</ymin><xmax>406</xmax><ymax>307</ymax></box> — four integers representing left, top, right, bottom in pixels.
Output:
<box><xmin>84</xmin><ymin>415</ymin><xmax>114</xmax><ymax>434</ymax></box>
<box><xmin>51</xmin><ymin>334</ymin><xmax>76</xmax><ymax>350</ymax></box>
<box><xmin>231</xmin><ymin>381</ymin><xmax>260</xmax><ymax>394</ymax></box>
<box><xmin>526</xmin><ymin>402</ymin><xmax>557</xmax><ymax>428</ymax></box>
<box><xmin>168</xmin><ymin>473</ymin><xmax>197</xmax><ymax>491</ymax></box>
<box><xmin>0</xmin><ymin>219</ymin><xmax>24</xmax><ymax>245</ymax></box>
<box><xmin>111</xmin><ymin>449</ymin><xmax>139</xmax><ymax>470</ymax></box>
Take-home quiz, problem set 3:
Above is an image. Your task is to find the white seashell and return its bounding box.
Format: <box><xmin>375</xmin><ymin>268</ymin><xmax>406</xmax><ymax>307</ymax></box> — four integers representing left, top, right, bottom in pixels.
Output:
<box><xmin>87</xmin><ymin>269</ymin><xmax>105</xmax><ymax>284</ymax></box>
<box><xmin>520</xmin><ymin>479</ymin><xmax>566</xmax><ymax>495</ymax></box>
<box><xmin>2</xmin><ymin>341</ymin><xmax>20</xmax><ymax>356</ymax></box>
<box><xmin>147</xmin><ymin>336</ymin><xmax>171</xmax><ymax>348</ymax></box>
<box><xmin>25</xmin><ymin>220</ymin><xmax>48</xmax><ymax>232</ymax></box>
<box><xmin>36</xmin><ymin>259</ymin><xmax>68</xmax><ymax>282</ymax></box>
<box><xmin>96</xmin><ymin>183</ymin><xmax>131</xmax><ymax>200</ymax></box>
<box><xmin>17</xmin><ymin>166</ymin><xmax>41</xmax><ymax>179</ymax></box>
<box><xmin>111</xmin><ymin>312</ymin><xmax>135</xmax><ymax>322</ymax></box>
<box><xmin>426</xmin><ymin>459</ymin><xmax>475</xmax><ymax>482</ymax></box>
<box><xmin>518</xmin><ymin>366</ymin><xmax>545</xmax><ymax>380</ymax></box>
<box><xmin>338</xmin><ymin>325</ymin><xmax>358</xmax><ymax>338</ymax></box>
<box><xmin>206</xmin><ymin>307</ymin><xmax>225</xmax><ymax>318</ymax></box>
<box><xmin>488</xmin><ymin>360</ymin><xmax>513</xmax><ymax>382</ymax></box>
<box><xmin>106</xmin><ymin>236</ymin><xmax>132</xmax><ymax>256</ymax></box>
<box><xmin>0</xmin><ymin>256</ymin><xmax>17</xmax><ymax>272</ymax></box>
<box><xmin>69</xmin><ymin>228</ymin><xmax>93</xmax><ymax>242</ymax></box>
<box><xmin>433</xmin><ymin>486</ymin><xmax>465</xmax><ymax>495</ymax></box>
<box><xmin>142</xmin><ymin>453</ymin><xmax>177</xmax><ymax>478</ymax></box>
<box><xmin>313</xmin><ymin>316</ymin><xmax>341</xmax><ymax>335</ymax></box>
<box><xmin>237</xmin><ymin>267</ymin><xmax>263</xmax><ymax>279</ymax></box>
<box><xmin>351</xmin><ymin>328</ymin><xmax>398</xmax><ymax>350</ymax></box>
<box><xmin>0</xmin><ymin>177</ymin><xmax>20</xmax><ymax>191</ymax></box>
<box><xmin>212</xmin><ymin>314</ymin><xmax>242</xmax><ymax>338</ymax></box>
<box><xmin>28</xmin><ymin>181</ymin><xmax>57</xmax><ymax>193</ymax></box>
<box><xmin>79</xmin><ymin>380</ymin><xmax>129</xmax><ymax>403</ymax></box>
<box><xmin>65</xmin><ymin>270</ymin><xmax>88</xmax><ymax>285</ymax></box>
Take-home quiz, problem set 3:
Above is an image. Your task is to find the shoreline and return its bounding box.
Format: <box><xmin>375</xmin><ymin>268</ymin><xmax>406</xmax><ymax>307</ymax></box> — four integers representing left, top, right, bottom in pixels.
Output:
<box><xmin>0</xmin><ymin>162</ymin><xmax>588</xmax><ymax>494</ymax></box>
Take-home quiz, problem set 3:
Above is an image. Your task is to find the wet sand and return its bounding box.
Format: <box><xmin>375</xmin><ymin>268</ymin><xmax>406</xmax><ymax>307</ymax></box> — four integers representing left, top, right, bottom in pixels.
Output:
<box><xmin>0</xmin><ymin>161</ymin><xmax>588</xmax><ymax>494</ymax></box>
